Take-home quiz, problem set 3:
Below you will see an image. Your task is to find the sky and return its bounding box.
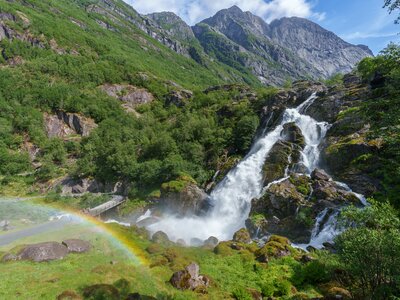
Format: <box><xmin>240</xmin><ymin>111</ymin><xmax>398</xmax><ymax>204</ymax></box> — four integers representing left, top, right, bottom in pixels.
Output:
<box><xmin>124</xmin><ymin>0</ymin><xmax>400</xmax><ymax>54</ymax></box>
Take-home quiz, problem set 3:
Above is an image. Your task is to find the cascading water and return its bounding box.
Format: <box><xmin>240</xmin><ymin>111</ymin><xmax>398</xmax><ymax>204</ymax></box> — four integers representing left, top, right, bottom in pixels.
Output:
<box><xmin>142</xmin><ymin>93</ymin><xmax>365</xmax><ymax>246</ymax></box>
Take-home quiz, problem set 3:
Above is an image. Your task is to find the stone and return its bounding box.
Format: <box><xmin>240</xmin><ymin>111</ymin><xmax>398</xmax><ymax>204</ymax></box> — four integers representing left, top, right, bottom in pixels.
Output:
<box><xmin>57</xmin><ymin>290</ymin><xmax>82</xmax><ymax>300</ymax></box>
<box><xmin>176</xmin><ymin>239</ymin><xmax>187</xmax><ymax>247</ymax></box>
<box><xmin>151</xmin><ymin>231</ymin><xmax>170</xmax><ymax>244</ymax></box>
<box><xmin>190</xmin><ymin>238</ymin><xmax>204</xmax><ymax>247</ymax></box>
<box><xmin>18</xmin><ymin>242</ymin><xmax>69</xmax><ymax>262</ymax></box>
<box><xmin>82</xmin><ymin>284</ymin><xmax>120</xmax><ymax>300</ymax></box>
<box><xmin>165</xmin><ymin>89</ymin><xmax>193</xmax><ymax>107</ymax></box>
<box><xmin>125</xmin><ymin>293</ymin><xmax>157</xmax><ymax>300</ymax></box>
<box><xmin>232</xmin><ymin>228</ymin><xmax>252</xmax><ymax>244</ymax></box>
<box><xmin>99</xmin><ymin>84</ymin><xmax>154</xmax><ymax>111</ymax></box>
<box><xmin>170</xmin><ymin>263</ymin><xmax>210</xmax><ymax>291</ymax></box>
<box><xmin>160</xmin><ymin>180</ymin><xmax>210</xmax><ymax>217</ymax></box>
<box><xmin>44</xmin><ymin>111</ymin><xmax>97</xmax><ymax>138</ymax></box>
<box><xmin>300</xmin><ymin>254</ymin><xmax>315</xmax><ymax>263</ymax></box>
<box><xmin>203</xmin><ymin>236</ymin><xmax>219</xmax><ymax>248</ymax></box>
<box><xmin>311</xmin><ymin>169</ymin><xmax>331</xmax><ymax>181</ymax></box>
<box><xmin>62</xmin><ymin>239</ymin><xmax>91</xmax><ymax>253</ymax></box>
<box><xmin>1</xmin><ymin>253</ymin><xmax>17</xmax><ymax>262</ymax></box>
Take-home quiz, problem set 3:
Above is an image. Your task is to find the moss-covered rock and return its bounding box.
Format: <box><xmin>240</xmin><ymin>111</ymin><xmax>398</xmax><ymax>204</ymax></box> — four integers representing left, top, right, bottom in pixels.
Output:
<box><xmin>233</xmin><ymin>228</ymin><xmax>252</xmax><ymax>244</ymax></box>
<box><xmin>255</xmin><ymin>235</ymin><xmax>294</xmax><ymax>262</ymax></box>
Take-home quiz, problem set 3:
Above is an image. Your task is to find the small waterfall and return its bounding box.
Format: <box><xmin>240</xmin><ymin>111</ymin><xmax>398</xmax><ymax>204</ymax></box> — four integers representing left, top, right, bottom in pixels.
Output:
<box><xmin>142</xmin><ymin>92</ymin><xmax>366</xmax><ymax>246</ymax></box>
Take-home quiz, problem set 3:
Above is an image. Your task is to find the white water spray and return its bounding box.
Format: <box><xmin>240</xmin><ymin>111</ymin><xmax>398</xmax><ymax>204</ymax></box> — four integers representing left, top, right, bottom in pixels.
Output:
<box><xmin>144</xmin><ymin>93</ymin><xmax>331</xmax><ymax>244</ymax></box>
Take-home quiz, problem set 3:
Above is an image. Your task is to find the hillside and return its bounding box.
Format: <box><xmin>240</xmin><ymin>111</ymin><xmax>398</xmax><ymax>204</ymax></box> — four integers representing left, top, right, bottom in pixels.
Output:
<box><xmin>1</xmin><ymin>0</ymin><xmax>400</xmax><ymax>299</ymax></box>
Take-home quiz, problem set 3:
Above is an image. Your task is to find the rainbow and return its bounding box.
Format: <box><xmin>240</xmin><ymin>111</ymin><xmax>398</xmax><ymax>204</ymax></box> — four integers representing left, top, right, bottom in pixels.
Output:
<box><xmin>0</xmin><ymin>198</ymin><xmax>149</xmax><ymax>266</ymax></box>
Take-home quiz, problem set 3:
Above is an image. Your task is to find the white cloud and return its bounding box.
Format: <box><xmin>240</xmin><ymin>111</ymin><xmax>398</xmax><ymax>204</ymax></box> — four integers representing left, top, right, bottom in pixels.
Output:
<box><xmin>124</xmin><ymin>0</ymin><xmax>324</xmax><ymax>25</ymax></box>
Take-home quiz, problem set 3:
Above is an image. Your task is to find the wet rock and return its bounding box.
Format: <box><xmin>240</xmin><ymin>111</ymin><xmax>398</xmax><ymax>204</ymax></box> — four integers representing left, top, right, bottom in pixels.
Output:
<box><xmin>190</xmin><ymin>238</ymin><xmax>204</xmax><ymax>247</ymax></box>
<box><xmin>151</xmin><ymin>231</ymin><xmax>170</xmax><ymax>244</ymax></box>
<box><xmin>245</xmin><ymin>216</ymin><xmax>269</xmax><ymax>238</ymax></box>
<box><xmin>311</xmin><ymin>169</ymin><xmax>331</xmax><ymax>181</ymax></box>
<box><xmin>83</xmin><ymin>284</ymin><xmax>120</xmax><ymax>300</ymax></box>
<box><xmin>170</xmin><ymin>262</ymin><xmax>210</xmax><ymax>291</ymax></box>
<box><xmin>203</xmin><ymin>236</ymin><xmax>219</xmax><ymax>248</ymax></box>
<box><xmin>160</xmin><ymin>178</ymin><xmax>209</xmax><ymax>217</ymax></box>
<box><xmin>62</xmin><ymin>239</ymin><xmax>91</xmax><ymax>253</ymax></box>
<box><xmin>18</xmin><ymin>242</ymin><xmax>68</xmax><ymax>262</ymax></box>
<box><xmin>282</xmin><ymin>122</ymin><xmax>305</xmax><ymax>147</ymax></box>
<box><xmin>176</xmin><ymin>239</ymin><xmax>187</xmax><ymax>247</ymax></box>
<box><xmin>233</xmin><ymin>228</ymin><xmax>252</xmax><ymax>244</ymax></box>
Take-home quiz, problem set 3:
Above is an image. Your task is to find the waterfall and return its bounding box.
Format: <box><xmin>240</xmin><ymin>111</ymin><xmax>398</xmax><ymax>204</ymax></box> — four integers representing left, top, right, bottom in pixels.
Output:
<box><xmin>142</xmin><ymin>93</ymin><xmax>365</xmax><ymax>246</ymax></box>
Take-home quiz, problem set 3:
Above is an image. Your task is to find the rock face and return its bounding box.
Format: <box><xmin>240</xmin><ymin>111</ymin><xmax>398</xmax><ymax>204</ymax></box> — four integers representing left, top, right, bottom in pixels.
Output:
<box><xmin>18</xmin><ymin>242</ymin><xmax>69</xmax><ymax>262</ymax></box>
<box><xmin>99</xmin><ymin>84</ymin><xmax>154</xmax><ymax>112</ymax></box>
<box><xmin>170</xmin><ymin>263</ymin><xmax>210</xmax><ymax>291</ymax></box>
<box><xmin>58</xmin><ymin>177</ymin><xmax>127</xmax><ymax>195</ymax></box>
<box><xmin>193</xmin><ymin>6</ymin><xmax>371</xmax><ymax>85</ymax></box>
<box><xmin>62</xmin><ymin>239</ymin><xmax>91</xmax><ymax>253</ymax></box>
<box><xmin>250</xmin><ymin>171</ymin><xmax>360</xmax><ymax>243</ymax></box>
<box><xmin>44</xmin><ymin>111</ymin><xmax>97</xmax><ymax>138</ymax></box>
<box><xmin>160</xmin><ymin>181</ymin><xmax>210</xmax><ymax>217</ymax></box>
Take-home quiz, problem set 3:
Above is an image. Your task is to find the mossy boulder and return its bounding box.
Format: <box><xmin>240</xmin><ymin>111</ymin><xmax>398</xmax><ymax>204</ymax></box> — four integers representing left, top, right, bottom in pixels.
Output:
<box><xmin>151</xmin><ymin>231</ymin><xmax>170</xmax><ymax>245</ymax></box>
<box><xmin>160</xmin><ymin>175</ymin><xmax>209</xmax><ymax>216</ymax></box>
<box><xmin>82</xmin><ymin>284</ymin><xmax>120</xmax><ymax>300</ymax></box>
<box><xmin>56</xmin><ymin>290</ymin><xmax>82</xmax><ymax>300</ymax></box>
<box><xmin>255</xmin><ymin>235</ymin><xmax>293</xmax><ymax>261</ymax></box>
<box><xmin>233</xmin><ymin>228</ymin><xmax>252</xmax><ymax>244</ymax></box>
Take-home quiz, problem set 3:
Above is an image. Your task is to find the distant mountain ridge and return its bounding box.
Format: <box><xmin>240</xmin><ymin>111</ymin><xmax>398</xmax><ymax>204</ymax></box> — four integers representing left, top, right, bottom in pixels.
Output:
<box><xmin>144</xmin><ymin>5</ymin><xmax>372</xmax><ymax>85</ymax></box>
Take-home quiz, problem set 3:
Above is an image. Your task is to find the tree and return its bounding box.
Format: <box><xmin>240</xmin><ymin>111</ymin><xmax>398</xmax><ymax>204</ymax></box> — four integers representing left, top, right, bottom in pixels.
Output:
<box><xmin>336</xmin><ymin>202</ymin><xmax>400</xmax><ymax>299</ymax></box>
<box><xmin>384</xmin><ymin>0</ymin><xmax>400</xmax><ymax>23</ymax></box>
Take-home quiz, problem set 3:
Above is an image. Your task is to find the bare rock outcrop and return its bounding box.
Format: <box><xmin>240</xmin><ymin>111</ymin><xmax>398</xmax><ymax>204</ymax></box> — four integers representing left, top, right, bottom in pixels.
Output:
<box><xmin>44</xmin><ymin>111</ymin><xmax>97</xmax><ymax>138</ymax></box>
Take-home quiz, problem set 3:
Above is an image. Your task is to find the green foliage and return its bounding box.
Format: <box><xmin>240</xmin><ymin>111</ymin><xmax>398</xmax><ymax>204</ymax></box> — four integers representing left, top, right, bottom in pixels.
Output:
<box><xmin>232</xmin><ymin>287</ymin><xmax>254</xmax><ymax>300</ymax></box>
<box><xmin>336</xmin><ymin>202</ymin><xmax>400</xmax><ymax>299</ymax></box>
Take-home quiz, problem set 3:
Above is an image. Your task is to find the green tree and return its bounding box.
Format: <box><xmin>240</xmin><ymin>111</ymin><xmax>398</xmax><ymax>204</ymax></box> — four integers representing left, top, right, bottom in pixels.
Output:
<box><xmin>336</xmin><ymin>202</ymin><xmax>400</xmax><ymax>299</ymax></box>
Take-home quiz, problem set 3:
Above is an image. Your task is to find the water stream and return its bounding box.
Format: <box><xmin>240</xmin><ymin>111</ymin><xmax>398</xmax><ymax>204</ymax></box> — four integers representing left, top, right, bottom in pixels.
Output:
<box><xmin>143</xmin><ymin>93</ymin><xmax>357</xmax><ymax>246</ymax></box>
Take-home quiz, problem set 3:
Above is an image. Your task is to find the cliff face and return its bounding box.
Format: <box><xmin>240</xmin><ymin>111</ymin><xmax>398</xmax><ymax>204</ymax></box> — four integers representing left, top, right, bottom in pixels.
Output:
<box><xmin>87</xmin><ymin>2</ymin><xmax>372</xmax><ymax>85</ymax></box>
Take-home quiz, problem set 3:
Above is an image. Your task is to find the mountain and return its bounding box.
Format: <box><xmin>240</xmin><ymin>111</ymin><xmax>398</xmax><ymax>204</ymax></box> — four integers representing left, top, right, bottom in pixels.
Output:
<box><xmin>192</xmin><ymin>6</ymin><xmax>372</xmax><ymax>84</ymax></box>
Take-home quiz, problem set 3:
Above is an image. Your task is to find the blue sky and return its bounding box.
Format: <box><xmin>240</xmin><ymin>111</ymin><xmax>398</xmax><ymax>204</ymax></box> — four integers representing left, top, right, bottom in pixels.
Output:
<box><xmin>126</xmin><ymin>0</ymin><xmax>400</xmax><ymax>54</ymax></box>
<box><xmin>313</xmin><ymin>0</ymin><xmax>400</xmax><ymax>54</ymax></box>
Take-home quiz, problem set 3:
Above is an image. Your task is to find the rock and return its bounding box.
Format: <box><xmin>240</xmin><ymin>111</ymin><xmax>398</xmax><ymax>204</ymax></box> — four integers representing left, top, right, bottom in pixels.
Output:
<box><xmin>82</xmin><ymin>284</ymin><xmax>120</xmax><ymax>300</ymax></box>
<box><xmin>311</xmin><ymin>169</ymin><xmax>331</xmax><ymax>181</ymax></box>
<box><xmin>125</xmin><ymin>293</ymin><xmax>157</xmax><ymax>300</ymax></box>
<box><xmin>44</xmin><ymin>111</ymin><xmax>97</xmax><ymax>138</ymax></box>
<box><xmin>203</xmin><ymin>236</ymin><xmax>219</xmax><ymax>248</ymax></box>
<box><xmin>255</xmin><ymin>235</ymin><xmax>292</xmax><ymax>261</ymax></box>
<box><xmin>300</xmin><ymin>254</ymin><xmax>315</xmax><ymax>263</ymax></box>
<box><xmin>160</xmin><ymin>178</ymin><xmax>210</xmax><ymax>217</ymax></box>
<box><xmin>176</xmin><ymin>239</ymin><xmax>187</xmax><ymax>247</ymax></box>
<box><xmin>151</xmin><ymin>231</ymin><xmax>170</xmax><ymax>244</ymax></box>
<box><xmin>324</xmin><ymin>287</ymin><xmax>352</xmax><ymax>300</ymax></box>
<box><xmin>99</xmin><ymin>84</ymin><xmax>154</xmax><ymax>111</ymax></box>
<box><xmin>190</xmin><ymin>238</ymin><xmax>204</xmax><ymax>247</ymax></box>
<box><xmin>282</xmin><ymin>122</ymin><xmax>305</xmax><ymax>147</ymax></box>
<box><xmin>1</xmin><ymin>253</ymin><xmax>17</xmax><ymax>262</ymax></box>
<box><xmin>170</xmin><ymin>263</ymin><xmax>210</xmax><ymax>291</ymax></box>
<box><xmin>245</xmin><ymin>216</ymin><xmax>269</xmax><ymax>238</ymax></box>
<box><xmin>18</xmin><ymin>242</ymin><xmax>68</xmax><ymax>262</ymax></box>
<box><xmin>57</xmin><ymin>290</ymin><xmax>82</xmax><ymax>300</ymax></box>
<box><xmin>306</xmin><ymin>245</ymin><xmax>317</xmax><ymax>252</ymax></box>
<box><xmin>165</xmin><ymin>89</ymin><xmax>193</xmax><ymax>107</ymax></box>
<box><xmin>62</xmin><ymin>239</ymin><xmax>91</xmax><ymax>253</ymax></box>
<box><xmin>232</xmin><ymin>228</ymin><xmax>252</xmax><ymax>244</ymax></box>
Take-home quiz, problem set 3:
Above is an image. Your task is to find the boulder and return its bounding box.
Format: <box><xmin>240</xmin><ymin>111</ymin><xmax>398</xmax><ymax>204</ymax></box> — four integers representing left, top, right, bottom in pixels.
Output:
<box><xmin>165</xmin><ymin>89</ymin><xmax>193</xmax><ymax>107</ymax></box>
<box><xmin>126</xmin><ymin>293</ymin><xmax>157</xmax><ymax>300</ymax></box>
<box><xmin>62</xmin><ymin>239</ymin><xmax>91</xmax><ymax>253</ymax></box>
<box><xmin>18</xmin><ymin>242</ymin><xmax>68</xmax><ymax>262</ymax></box>
<box><xmin>82</xmin><ymin>284</ymin><xmax>120</xmax><ymax>300</ymax></box>
<box><xmin>232</xmin><ymin>228</ymin><xmax>252</xmax><ymax>244</ymax></box>
<box><xmin>57</xmin><ymin>290</ymin><xmax>82</xmax><ymax>300</ymax></box>
<box><xmin>160</xmin><ymin>178</ymin><xmax>210</xmax><ymax>217</ymax></box>
<box><xmin>311</xmin><ymin>169</ymin><xmax>331</xmax><ymax>181</ymax></box>
<box><xmin>44</xmin><ymin>111</ymin><xmax>97</xmax><ymax>138</ymax></box>
<box><xmin>190</xmin><ymin>238</ymin><xmax>204</xmax><ymax>247</ymax></box>
<box><xmin>255</xmin><ymin>235</ymin><xmax>292</xmax><ymax>261</ymax></box>
<box><xmin>170</xmin><ymin>263</ymin><xmax>210</xmax><ymax>291</ymax></box>
<box><xmin>203</xmin><ymin>236</ymin><xmax>219</xmax><ymax>248</ymax></box>
<box><xmin>99</xmin><ymin>84</ymin><xmax>154</xmax><ymax>110</ymax></box>
<box><xmin>151</xmin><ymin>231</ymin><xmax>170</xmax><ymax>244</ymax></box>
